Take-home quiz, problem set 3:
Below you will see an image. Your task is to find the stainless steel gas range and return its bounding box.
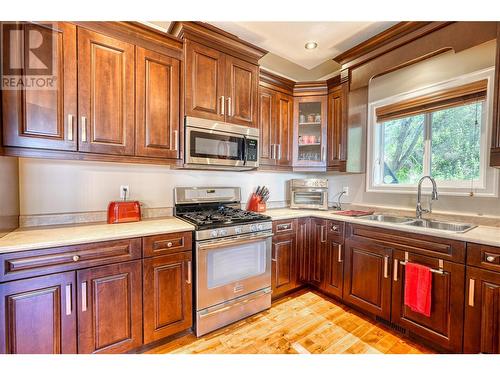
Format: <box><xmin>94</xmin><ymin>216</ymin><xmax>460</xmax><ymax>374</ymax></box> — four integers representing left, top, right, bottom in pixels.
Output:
<box><xmin>174</xmin><ymin>187</ymin><xmax>273</xmax><ymax>337</ymax></box>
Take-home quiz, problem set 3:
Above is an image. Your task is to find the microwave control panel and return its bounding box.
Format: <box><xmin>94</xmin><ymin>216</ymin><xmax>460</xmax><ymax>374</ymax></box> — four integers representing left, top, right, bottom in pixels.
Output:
<box><xmin>245</xmin><ymin>138</ymin><xmax>258</xmax><ymax>162</ymax></box>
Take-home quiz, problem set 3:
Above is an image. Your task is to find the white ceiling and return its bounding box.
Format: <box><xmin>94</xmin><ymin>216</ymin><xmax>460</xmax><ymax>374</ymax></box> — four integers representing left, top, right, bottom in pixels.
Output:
<box><xmin>148</xmin><ymin>21</ymin><xmax>398</xmax><ymax>81</ymax></box>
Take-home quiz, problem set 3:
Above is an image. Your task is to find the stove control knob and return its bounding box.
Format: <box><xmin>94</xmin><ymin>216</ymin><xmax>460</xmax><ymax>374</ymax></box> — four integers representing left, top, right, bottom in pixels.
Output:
<box><xmin>219</xmin><ymin>229</ymin><xmax>228</xmax><ymax>236</ymax></box>
<box><xmin>235</xmin><ymin>227</ymin><xmax>242</xmax><ymax>234</ymax></box>
<box><xmin>250</xmin><ymin>224</ymin><xmax>257</xmax><ymax>232</ymax></box>
<box><xmin>210</xmin><ymin>230</ymin><xmax>218</xmax><ymax>238</ymax></box>
<box><xmin>257</xmin><ymin>224</ymin><xmax>264</xmax><ymax>231</ymax></box>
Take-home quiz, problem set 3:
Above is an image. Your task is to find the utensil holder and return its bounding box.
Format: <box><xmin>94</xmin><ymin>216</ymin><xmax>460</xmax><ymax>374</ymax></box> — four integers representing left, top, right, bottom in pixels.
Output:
<box><xmin>246</xmin><ymin>193</ymin><xmax>267</xmax><ymax>212</ymax></box>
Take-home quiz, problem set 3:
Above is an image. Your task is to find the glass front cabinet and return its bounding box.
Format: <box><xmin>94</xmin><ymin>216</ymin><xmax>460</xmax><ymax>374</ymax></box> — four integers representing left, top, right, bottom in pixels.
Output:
<box><xmin>293</xmin><ymin>95</ymin><xmax>328</xmax><ymax>169</ymax></box>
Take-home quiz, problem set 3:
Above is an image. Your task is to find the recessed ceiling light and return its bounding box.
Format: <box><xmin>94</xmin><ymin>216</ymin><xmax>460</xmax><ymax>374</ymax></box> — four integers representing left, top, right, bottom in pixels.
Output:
<box><xmin>304</xmin><ymin>41</ymin><xmax>318</xmax><ymax>50</ymax></box>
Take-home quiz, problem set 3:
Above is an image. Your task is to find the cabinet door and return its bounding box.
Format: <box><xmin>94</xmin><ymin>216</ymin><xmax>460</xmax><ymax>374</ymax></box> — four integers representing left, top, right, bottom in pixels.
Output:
<box><xmin>392</xmin><ymin>250</ymin><xmax>465</xmax><ymax>353</ymax></box>
<box><xmin>0</xmin><ymin>272</ymin><xmax>76</xmax><ymax>354</ymax></box>
<box><xmin>327</xmin><ymin>84</ymin><xmax>347</xmax><ymax>168</ymax></box>
<box><xmin>343</xmin><ymin>239</ymin><xmax>392</xmax><ymax>320</ymax></box>
<box><xmin>258</xmin><ymin>86</ymin><xmax>276</xmax><ymax>166</ymax></box>
<box><xmin>225</xmin><ymin>55</ymin><xmax>259</xmax><ymax>128</ymax></box>
<box><xmin>275</xmin><ymin>92</ymin><xmax>294</xmax><ymax>166</ymax></box>
<box><xmin>143</xmin><ymin>252</ymin><xmax>192</xmax><ymax>344</ymax></box>
<box><xmin>2</xmin><ymin>22</ymin><xmax>77</xmax><ymax>151</ymax></box>
<box><xmin>297</xmin><ymin>217</ymin><xmax>311</xmax><ymax>283</ymax></box>
<box><xmin>322</xmin><ymin>237</ymin><xmax>344</xmax><ymax>299</ymax></box>
<box><xmin>77</xmin><ymin>28</ymin><xmax>135</xmax><ymax>155</ymax></box>
<box><xmin>185</xmin><ymin>40</ymin><xmax>225</xmax><ymax>122</ymax></box>
<box><xmin>136</xmin><ymin>47</ymin><xmax>180</xmax><ymax>159</ymax></box>
<box><xmin>272</xmin><ymin>233</ymin><xmax>297</xmax><ymax>298</ymax></box>
<box><xmin>464</xmin><ymin>266</ymin><xmax>500</xmax><ymax>353</ymax></box>
<box><xmin>309</xmin><ymin>218</ymin><xmax>327</xmax><ymax>286</ymax></box>
<box><xmin>77</xmin><ymin>261</ymin><xmax>142</xmax><ymax>354</ymax></box>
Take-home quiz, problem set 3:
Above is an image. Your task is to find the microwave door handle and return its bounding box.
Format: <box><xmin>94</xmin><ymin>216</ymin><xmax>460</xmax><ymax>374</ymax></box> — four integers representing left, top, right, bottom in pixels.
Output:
<box><xmin>243</xmin><ymin>136</ymin><xmax>248</xmax><ymax>166</ymax></box>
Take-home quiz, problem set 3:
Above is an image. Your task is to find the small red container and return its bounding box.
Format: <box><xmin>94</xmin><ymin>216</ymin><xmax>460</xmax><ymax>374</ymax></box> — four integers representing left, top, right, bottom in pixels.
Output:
<box><xmin>107</xmin><ymin>201</ymin><xmax>141</xmax><ymax>224</ymax></box>
<box><xmin>246</xmin><ymin>193</ymin><xmax>267</xmax><ymax>213</ymax></box>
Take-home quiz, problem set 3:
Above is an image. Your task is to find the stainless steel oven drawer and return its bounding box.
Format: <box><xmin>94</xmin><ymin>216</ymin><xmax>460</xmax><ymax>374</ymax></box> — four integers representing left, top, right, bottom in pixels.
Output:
<box><xmin>196</xmin><ymin>287</ymin><xmax>271</xmax><ymax>337</ymax></box>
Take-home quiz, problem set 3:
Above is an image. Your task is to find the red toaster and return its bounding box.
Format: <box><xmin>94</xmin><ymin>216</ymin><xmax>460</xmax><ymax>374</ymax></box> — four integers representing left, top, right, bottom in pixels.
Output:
<box><xmin>107</xmin><ymin>200</ymin><xmax>141</xmax><ymax>224</ymax></box>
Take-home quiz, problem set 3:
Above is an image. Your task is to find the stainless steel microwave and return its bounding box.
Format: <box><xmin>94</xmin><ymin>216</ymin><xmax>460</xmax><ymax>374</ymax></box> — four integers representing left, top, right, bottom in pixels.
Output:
<box><xmin>184</xmin><ymin>116</ymin><xmax>259</xmax><ymax>171</ymax></box>
<box><xmin>290</xmin><ymin>178</ymin><xmax>329</xmax><ymax>210</ymax></box>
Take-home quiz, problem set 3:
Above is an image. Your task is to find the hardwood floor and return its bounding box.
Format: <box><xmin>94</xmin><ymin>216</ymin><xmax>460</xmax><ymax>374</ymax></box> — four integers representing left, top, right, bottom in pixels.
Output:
<box><xmin>146</xmin><ymin>290</ymin><xmax>435</xmax><ymax>354</ymax></box>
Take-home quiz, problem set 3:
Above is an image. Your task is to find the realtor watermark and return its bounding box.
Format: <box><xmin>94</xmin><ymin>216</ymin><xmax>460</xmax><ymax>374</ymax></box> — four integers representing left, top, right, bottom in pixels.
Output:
<box><xmin>1</xmin><ymin>22</ymin><xmax>57</xmax><ymax>90</ymax></box>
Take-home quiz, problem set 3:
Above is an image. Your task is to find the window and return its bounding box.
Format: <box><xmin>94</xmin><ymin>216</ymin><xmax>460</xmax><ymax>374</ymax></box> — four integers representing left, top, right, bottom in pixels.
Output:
<box><xmin>367</xmin><ymin>69</ymin><xmax>498</xmax><ymax>197</ymax></box>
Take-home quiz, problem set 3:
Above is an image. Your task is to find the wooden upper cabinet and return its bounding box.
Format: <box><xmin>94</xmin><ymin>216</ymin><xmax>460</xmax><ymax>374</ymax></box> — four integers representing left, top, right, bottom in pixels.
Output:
<box><xmin>464</xmin><ymin>266</ymin><xmax>500</xmax><ymax>353</ymax></box>
<box><xmin>2</xmin><ymin>22</ymin><xmax>77</xmax><ymax>151</ymax></box>
<box><xmin>225</xmin><ymin>55</ymin><xmax>259</xmax><ymax>127</ymax></box>
<box><xmin>0</xmin><ymin>272</ymin><xmax>77</xmax><ymax>354</ymax></box>
<box><xmin>275</xmin><ymin>92</ymin><xmax>294</xmax><ymax>166</ymax></box>
<box><xmin>258</xmin><ymin>86</ymin><xmax>276</xmax><ymax>166</ymax></box>
<box><xmin>343</xmin><ymin>238</ymin><xmax>393</xmax><ymax>320</ymax></box>
<box><xmin>136</xmin><ymin>47</ymin><xmax>180</xmax><ymax>159</ymax></box>
<box><xmin>392</xmin><ymin>250</ymin><xmax>465</xmax><ymax>353</ymax></box>
<box><xmin>77</xmin><ymin>261</ymin><xmax>142</xmax><ymax>354</ymax></box>
<box><xmin>143</xmin><ymin>252</ymin><xmax>192</xmax><ymax>344</ymax></box>
<box><xmin>77</xmin><ymin>28</ymin><xmax>135</xmax><ymax>155</ymax></box>
<box><xmin>327</xmin><ymin>83</ymin><xmax>348</xmax><ymax>169</ymax></box>
<box><xmin>185</xmin><ymin>40</ymin><xmax>225</xmax><ymax>122</ymax></box>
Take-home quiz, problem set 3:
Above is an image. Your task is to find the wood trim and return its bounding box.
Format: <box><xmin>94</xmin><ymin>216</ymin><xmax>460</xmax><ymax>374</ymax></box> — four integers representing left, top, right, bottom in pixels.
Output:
<box><xmin>3</xmin><ymin>147</ymin><xmax>184</xmax><ymax>167</ymax></box>
<box><xmin>259</xmin><ymin>69</ymin><xmax>295</xmax><ymax>94</ymax></box>
<box><xmin>333</xmin><ymin>22</ymin><xmax>448</xmax><ymax>68</ymax></box>
<box><xmin>170</xmin><ymin>21</ymin><xmax>267</xmax><ymax>64</ymax></box>
<box><xmin>293</xmin><ymin>81</ymin><xmax>328</xmax><ymax>97</ymax></box>
<box><xmin>491</xmin><ymin>22</ymin><xmax>500</xmax><ymax>166</ymax></box>
<box><xmin>376</xmin><ymin>79</ymin><xmax>488</xmax><ymax>122</ymax></box>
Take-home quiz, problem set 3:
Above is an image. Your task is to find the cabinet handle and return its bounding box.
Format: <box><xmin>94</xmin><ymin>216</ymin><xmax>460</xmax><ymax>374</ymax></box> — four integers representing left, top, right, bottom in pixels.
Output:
<box><xmin>220</xmin><ymin>96</ymin><xmax>225</xmax><ymax>115</ymax></box>
<box><xmin>186</xmin><ymin>261</ymin><xmax>192</xmax><ymax>284</ymax></box>
<box><xmin>173</xmin><ymin>130</ymin><xmax>178</xmax><ymax>151</ymax></box>
<box><xmin>81</xmin><ymin>116</ymin><xmax>87</xmax><ymax>142</ymax></box>
<box><xmin>277</xmin><ymin>144</ymin><xmax>281</xmax><ymax>160</ymax></box>
<box><xmin>321</xmin><ymin>146</ymin><xmax>325</xmax><ymax>161</ymax></box>
<box><xmin>393</xmin><ymin>259</ymin><xmax>399</xmax><ymax>281</ymax></box>
<box><xmin>338</xmin><ymin>143</ymin><xmax>342</xmax><ymax>160</ymax></box>
<box><xmin>468</xmin><ymin>279</ymin><xmax>475</xmax><ymax>307</ymax></box>
<box><xmin>227</xmin><ymin>97</ymin><xmax>232</xmax><ymax>116</ymax></box>
<box><xmin>81</xmin><ymin>281</ymin><xmax>87</xmax><ymax>312</ymax></box>
<box><xmin>331</xmin><ymin>225</ymin><xmax>339</xmax><ymax>232</ymax></box>
<box><xmin>65</xmin><ymin>284</ymin><xmax>72</xmax><ymax>316</ymax></box>
<box><xmin>486</xmin><ymin>255</ymin><xmax>496</xmax><ymax>263</ymax></box>
<box><xmin>277</xmin><ymin>223</ymin><xmax>291</xmax><ymax>231</ymax></box>
<box><xmin>67</xmin><ymin>115</ymin><xmax>74</xmax><ymax>141</ymax></box>
<box><xmin>337</xmin><ymin>244</ymin><xmax>342</xmax><ymax>263</ymax></box>
<box><xmin>321</xmin><ymin>225</ymin><xmax>326</xmax><ymax>243</ymax></box>
<box><xmin>72</xmin><ymin>255</ymin><xmax>80</xmax><ymax>262</ymax></box>
<box><xmin>383</xmin><ymin>256</ymin><xmax>389</xmax><ymax>279</ymax></box>
<box><xmin>166</xmin><ymin>242</ymin><xmax>173</xmax><ymax>248</ymax></box>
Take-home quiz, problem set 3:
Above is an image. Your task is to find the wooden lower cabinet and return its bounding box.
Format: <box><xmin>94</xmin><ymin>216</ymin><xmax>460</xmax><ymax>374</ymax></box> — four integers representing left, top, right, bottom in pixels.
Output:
<box><xmin>0</xmin><ymin>272</ymin><xmax>77</xmax><ymax>354</ymax></box>
<box><xmin>77</xmin><ymin>260</ymin><xmax>142</xmax><ymax>354</ymax></box>
<box><xmin>271</xmin><ymin>233</ymin><xmax>298</xmax><ymax>298</ymax></box>
<box><xmin>297</xmin><ymin>218</ymin><xmax>311</xmax><ymax>283</ymax></box>
<box><xmin>464</xmin><ymin>266</ymin><xmax>500</xmax><ymax>353</ymax></box>
<box><xmin>343</xmin><ymin>238</ymin><xmax>392</xmax><ymax>320</ymax></box>
<box><xmin>392</xmin><ymin>250</ymin><xmax>465</xmax><ymax>353</ymax></box>
<box><xmin>143</xmin><ymin>252</ymin><xmax>193</xmax><ymax>344</ymax></box>
<box><xmin>308</xmin><ymin>218</ymin><xmax>327</xmax><ymax>287</ymax></box>
<box><xmin>321</xmin><ymin>236</ymin><xmax>344</xmax><ymax>299</ymax></box>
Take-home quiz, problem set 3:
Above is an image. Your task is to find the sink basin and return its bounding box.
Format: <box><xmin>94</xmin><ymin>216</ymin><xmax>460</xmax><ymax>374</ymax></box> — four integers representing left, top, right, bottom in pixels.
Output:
<box><xmin>402</xmin><ymin>219</ymin><xmax>476</xmax><ymax>233</ymax></box>
<box><xmin>360</xmin><ymin>214</ymin><xmax>415</xmax><ymax>224</ymax></box>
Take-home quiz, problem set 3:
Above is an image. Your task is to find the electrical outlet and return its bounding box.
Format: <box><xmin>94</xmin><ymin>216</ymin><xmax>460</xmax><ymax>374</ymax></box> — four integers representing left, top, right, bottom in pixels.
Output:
<box><xmin>343</xmin><ymin>186</ymin><xmax>349</xmax><ymax>196</ymax></box>
<box><xmin>120</xmin><ymin>185</ymin><xmax>129</xmax><ymax>200</ymax></box>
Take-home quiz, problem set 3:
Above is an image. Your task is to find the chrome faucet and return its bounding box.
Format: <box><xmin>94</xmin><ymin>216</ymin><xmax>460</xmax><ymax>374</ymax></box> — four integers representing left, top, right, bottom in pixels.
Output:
<box><xmin>416</xmin><ymin>176</ymin><xmax>438</xmax><ymax>219</ymax></box>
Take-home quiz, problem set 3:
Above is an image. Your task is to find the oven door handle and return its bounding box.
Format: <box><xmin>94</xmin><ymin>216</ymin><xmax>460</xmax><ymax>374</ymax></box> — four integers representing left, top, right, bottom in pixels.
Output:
<box><xmin>198</xmin><ymin>287</ymin><xmax>272</xmax><ymax>318</ymax></box>
<box><xmin>197</xmin><ymin>232</ymin><xmax>273</xmax><ymax>251</ymax></box>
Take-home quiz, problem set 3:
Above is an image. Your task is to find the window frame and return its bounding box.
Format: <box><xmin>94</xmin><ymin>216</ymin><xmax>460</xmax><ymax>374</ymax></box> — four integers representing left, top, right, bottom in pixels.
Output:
<box><xmin>366</xmin><ymin>67</ymin><xmax>498</xmax><ymax>197</ymax></box>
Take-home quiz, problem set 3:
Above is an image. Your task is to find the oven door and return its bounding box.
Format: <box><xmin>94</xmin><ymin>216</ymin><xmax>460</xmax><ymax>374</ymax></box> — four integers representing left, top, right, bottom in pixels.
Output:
<box><xmin>290</xmin><ymin>188</ymin><xmax>328</xmax><ymax>210</ymax></box>
<box><xmin>196</xmin><ymin>231</ymin><xmax>272</xmax><ymax>310</ymax></box>
<box><xmin>186</xmin><ymin>126</ymin><xmax>246</xmax><ymax>167</ymax></box>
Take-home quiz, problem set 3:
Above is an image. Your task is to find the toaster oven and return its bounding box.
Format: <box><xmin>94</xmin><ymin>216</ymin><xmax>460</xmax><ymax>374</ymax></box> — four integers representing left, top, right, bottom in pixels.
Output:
<box><xmin>290</xmin><ymin>179</ymin><xmax>328</xmax><ymax>210</ymax></box>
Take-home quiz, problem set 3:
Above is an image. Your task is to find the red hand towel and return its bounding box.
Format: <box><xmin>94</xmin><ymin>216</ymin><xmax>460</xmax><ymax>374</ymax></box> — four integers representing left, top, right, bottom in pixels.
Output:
<box><xmin>404</xmin><ymin>262</ymin><xmax>432</xmax><ymax>317</ymax></box>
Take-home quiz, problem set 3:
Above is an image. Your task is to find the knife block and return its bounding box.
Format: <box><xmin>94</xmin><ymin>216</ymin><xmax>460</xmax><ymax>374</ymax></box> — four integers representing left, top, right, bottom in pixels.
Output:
<box><xmin>246</xmin><ymin>193</ymin><xmax>267</xmax><ymax>213</ymax></box>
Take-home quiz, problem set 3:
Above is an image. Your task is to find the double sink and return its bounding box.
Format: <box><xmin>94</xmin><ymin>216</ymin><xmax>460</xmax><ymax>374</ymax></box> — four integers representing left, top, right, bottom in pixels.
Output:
<box><xmin>359</xmin><ymin>214</ymin><xmax>476</xmax><ymax>233</ymax></box>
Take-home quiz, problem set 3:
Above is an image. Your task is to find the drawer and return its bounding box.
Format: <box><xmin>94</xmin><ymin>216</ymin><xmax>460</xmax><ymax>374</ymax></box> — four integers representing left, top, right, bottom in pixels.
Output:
<box><xmin>346</xmin><ymin>224</ymin><xmax>466</xmax><ymax>263</ymax></box>
<box><xmin>272</xmin><ymin>219</ymin><xmax>296</xmax><ymax>235</ymax></box>
<box><xmin>327</xmin><ymin>220</ymin><xmax>345</xmax><ymax>243</ymax></box>
<box><xmin>467</xmin><ymin>243</ymin><xmax>500</xmax><ymax>272</ymax></box>
<box><xmin>0</xmin><ymin>238</ymin><xmax>142</xmax><ymax>282</ymax></box>
<box><xmin>143</xmin><ymin>231</ymin><xmax>192</xmax><ymax>257</ymax></box>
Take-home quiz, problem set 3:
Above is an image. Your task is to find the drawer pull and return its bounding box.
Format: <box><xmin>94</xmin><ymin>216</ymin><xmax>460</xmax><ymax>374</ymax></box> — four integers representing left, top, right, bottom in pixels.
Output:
<box><xmin>277</xmin><ymin>223</ymin><xmax>291</xmax><ymax>231</ymax></box>
<box><xmin>65</xmin><ymin>284</ymin><xmax>72</xmax><ymax>316</ymax></box>
<box><xmin>167</xmin><ymin>242</ymin><xmax>173</xmax><ymax>248</ymax></box>
<box><xmin>486</xmin><ymin>255</ymin><xmax>496</xmax><ymax>263</ymax></box>
<box><xmin>468</xmin><ymin>279</ymin><xmax>475</xmax><ymax>307</ymax></box>
<box><xmin>72</xmin><ymin>255</ymin><xmax>80</xmax><ymax>262</ymax></box>
<box><xmin>331</xmin><ymin>225</ymin><xmax>339</xmax><ymax>231</ymax></box>
<box><xmin>81</xmin><ymin>281</ymin><xmax>87</xmax><ymax>312</ymax></box>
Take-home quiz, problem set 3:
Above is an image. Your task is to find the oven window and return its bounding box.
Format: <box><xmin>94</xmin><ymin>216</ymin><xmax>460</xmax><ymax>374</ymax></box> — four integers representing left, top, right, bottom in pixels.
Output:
<box><xmin>293</xmin><ymin>191</ymin><xmax>325</xmax><ymax>205</ymax></box>
<box><xmin>190</xmin><ymin>131</ymin><xmax>244</xmax><ymax>160</ymax></box>
<box><xmin>207</xmin><ymin>240</ymin><xmax>267</xmax><ymax>289</ymax></box>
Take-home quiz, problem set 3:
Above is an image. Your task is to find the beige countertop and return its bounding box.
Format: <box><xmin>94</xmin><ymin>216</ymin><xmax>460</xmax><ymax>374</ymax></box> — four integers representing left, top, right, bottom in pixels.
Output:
<box><xmin>0</xmin><ymin>217</ymin><xmax>195</xmax><ymax>254</ymax></box>
<box><xmin>0</xmin><ymin>209</ymin><xmax>498</xmax><ymax>255</ymax></box>
<box><xmin>265</xmin><ymin>208</ymin><xmax>500</xmax><ymax>248</ymax></box>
